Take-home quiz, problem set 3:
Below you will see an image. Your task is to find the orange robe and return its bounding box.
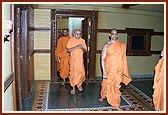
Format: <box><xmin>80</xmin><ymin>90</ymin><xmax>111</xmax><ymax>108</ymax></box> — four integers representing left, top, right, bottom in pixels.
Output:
<box><xmin>55</xmin><ymin>36</ymin><xmax>70</xmax><ymax>79</ymax></box>
<box><xmin>153</xmin><ymin>56</ymin><xmax>164</xmax><ymax>111</ymax></box>
<box><xmin>66</xmin><ymin>37</ymin><xmax>87</xmax><ymax>87</ymax></box>
<box><xmin>100</xmin><ymin>40</ymin><xmax>132</xmax><ymax>107</ymax></box>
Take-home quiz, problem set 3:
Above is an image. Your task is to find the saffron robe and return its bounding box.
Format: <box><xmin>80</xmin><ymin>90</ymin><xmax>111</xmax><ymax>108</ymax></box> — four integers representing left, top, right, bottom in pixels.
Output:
<box><xmin>66</xmin><ymin>37</ymin><xmax>87</xmax><ymax>87</ymax></box>
<box><xmin>55</xmin><ymin>36</ymin><xmax>70</xmax><ymax>79</ymax></box>
<box><xmin>153</xmin><ymin>57</ymin><xmax>164</xmax><ymax>111</ymax></box>
<box><xmin>100</xmin><ymin>40</ymin><xmax>132</xmax><ymax>107</ymax></box>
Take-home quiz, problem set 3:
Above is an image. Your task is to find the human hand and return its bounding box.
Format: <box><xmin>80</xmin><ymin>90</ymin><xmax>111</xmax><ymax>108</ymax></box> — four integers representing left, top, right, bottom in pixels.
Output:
<box><xmin>103</xmin><ymin>74</ymin><xmax>108</xmax><ymax>79</ymax></box>
<box><xmin>161</xmin><ymin>51</ymin><xmax>164</xmax><ymax>57</ymax></box>
<box><xmin>76</xmin><ymin>44</ymin><xmax>82</xmax><ymax>49</ymax></box>
<box><xmin>56</xmin><ymin>57</ymin><xmax>60</xmax><ymax>63</ymax></box>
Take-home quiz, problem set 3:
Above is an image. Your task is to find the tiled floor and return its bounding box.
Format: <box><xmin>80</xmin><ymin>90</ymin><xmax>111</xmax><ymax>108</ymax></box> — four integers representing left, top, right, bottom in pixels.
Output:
<box><xmin>28</xmin><ymin>78</ymin><xmax>155</xmax><ymax>111</ymax></box>
<box><xmin>47</xmin><ymin>82</ymin><xmax>129</xmax><ymax>110</ymax></box>
<box><xmin>130</xmin><ymin>79</ymin><xmax>154</xmax><ymax>98</ymax></box>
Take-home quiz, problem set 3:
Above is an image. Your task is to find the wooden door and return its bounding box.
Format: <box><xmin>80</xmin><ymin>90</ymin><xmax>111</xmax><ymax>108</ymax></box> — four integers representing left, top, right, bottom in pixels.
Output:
<box><xmin>20</xmin><ymin>9</ymin><xmax>30</xmax><ymax>99</ymax></box>
<box><xmin>82</xmin><ymin>18</ymin><xmax>91</xmax><ymax>81</ymax></box>
<box><xmin>27</xmin><ymin>5</ymin><xmax>34</xmax><ymax>97</ymax></box>
<box><xmin>14</xmin><ymin>5</ymin><xmax>23</xmax><ymax>110</ymax></box>
<box><xmin>14</xmin><ymin>4</ymin><xmax>35</xmax><ymax>110</ymax></box>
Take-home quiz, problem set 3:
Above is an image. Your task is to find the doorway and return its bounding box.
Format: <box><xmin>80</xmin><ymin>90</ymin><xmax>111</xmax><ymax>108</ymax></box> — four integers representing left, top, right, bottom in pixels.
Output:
<box><xmin>50</xmin><ymin>9</ymin><xmax>98</xmax><ymax>82</ymax></box>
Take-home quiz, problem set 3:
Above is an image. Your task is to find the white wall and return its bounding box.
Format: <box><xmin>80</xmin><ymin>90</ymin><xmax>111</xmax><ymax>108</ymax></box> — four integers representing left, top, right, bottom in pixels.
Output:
<box><xmin>2</xmin><ymin>3</ymin><xmax>14</xmax><ymax>111</ymax></box>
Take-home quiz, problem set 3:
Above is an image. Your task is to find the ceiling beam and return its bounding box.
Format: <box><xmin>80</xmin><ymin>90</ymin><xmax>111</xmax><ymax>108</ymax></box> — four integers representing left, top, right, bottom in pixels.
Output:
<box><xmin>122</xmin><ymin>4</ymin><xmax>138</xmax><ymax>9</ymax></box>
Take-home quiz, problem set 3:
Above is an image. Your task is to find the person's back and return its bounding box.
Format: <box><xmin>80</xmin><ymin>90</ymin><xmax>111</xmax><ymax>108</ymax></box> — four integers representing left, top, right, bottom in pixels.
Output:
<box><xmin>56</xmin><ymin>36</ymin><xmax>70</xmax><ymax>58</ymax></box>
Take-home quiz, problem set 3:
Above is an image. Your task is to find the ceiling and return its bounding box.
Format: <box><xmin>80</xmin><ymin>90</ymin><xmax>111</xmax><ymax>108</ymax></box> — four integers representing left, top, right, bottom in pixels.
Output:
<box><xmin>34</xmin><ymin>3</ymin><xmax>164</xmax><ymax>13</ymax></box>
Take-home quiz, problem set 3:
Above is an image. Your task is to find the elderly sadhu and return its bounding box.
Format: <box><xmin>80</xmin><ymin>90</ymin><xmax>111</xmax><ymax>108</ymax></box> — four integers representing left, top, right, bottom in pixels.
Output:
<box><xmin>66</xmin><ymin>29</ymin><xmax>87</xmax><ymax>95</ymax></box>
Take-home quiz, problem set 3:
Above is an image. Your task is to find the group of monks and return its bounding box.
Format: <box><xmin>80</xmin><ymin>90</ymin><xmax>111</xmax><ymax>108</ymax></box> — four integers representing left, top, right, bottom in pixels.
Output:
<box><xmin>55</xmin><ymin>29</ymin><xmax>87</xmax><ymax>95</ymax></box>
<box><xmin>55</xmin><ymin>28</ymin><xmax>164</xmax><ymax>111</ymax></box>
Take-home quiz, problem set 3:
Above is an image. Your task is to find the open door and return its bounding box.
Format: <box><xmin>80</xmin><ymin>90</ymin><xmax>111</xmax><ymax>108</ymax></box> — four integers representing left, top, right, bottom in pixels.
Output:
<box><xmin>14</xmin><ymin>4</ymin><xmax>35</xmax><ymax>110</ymax></box>
<box><xmin>82</xmin><ymin>18</ymin><xmax>91</xmax><ymax>81</ymax></box>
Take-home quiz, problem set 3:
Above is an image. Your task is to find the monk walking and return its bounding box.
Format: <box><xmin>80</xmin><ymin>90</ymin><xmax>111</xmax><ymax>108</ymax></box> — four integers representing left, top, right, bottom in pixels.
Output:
<box><xmin>152</xmin><ymin>48</ymin><xmax>164</xmax><ymax>111</ymax></box>
<box><xmin>66</xmin><ymin>29</ymin><xmax>87</xmax><ymax>95</ymax></box>
<box><xmin>55</xmin><ymin>29</ymin><xmax>70</xmax><ymax>85</ymax></box>
<box><xmin>99</xmin><ymin>28</ymin><xmax>132</xmax><ymax>111</ymax></box>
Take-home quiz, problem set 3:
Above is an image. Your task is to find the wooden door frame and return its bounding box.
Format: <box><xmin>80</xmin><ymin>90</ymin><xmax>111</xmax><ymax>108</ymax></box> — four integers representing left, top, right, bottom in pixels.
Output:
<box><xmin>14</xmin><ymin>4</ymin><xmax>26</xmax><ymax>110</ymax></box>
<box><xmin>14</xmin><ymin>4</ymin><xmax>35</xmax><ymax>110</ymax></box>
<box><xmin>82</xmin><ymin>18</ymin><xmax>90</xmax><ymax>81</ymax></box>
<box><xmin>50</xmin><ymin>9</ymin><xmax>98</xmax><ymax>82</ymax></box>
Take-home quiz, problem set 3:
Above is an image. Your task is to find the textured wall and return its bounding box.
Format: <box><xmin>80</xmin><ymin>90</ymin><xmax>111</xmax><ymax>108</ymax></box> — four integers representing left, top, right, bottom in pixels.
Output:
<box><xmin>34</xmin><ymin>9</ymin><xmax>51</xmax><ymax>80</ymax></box>
<box><xmin>34</xmin><ymin>53</ymin><xmax>50</xmax><ymax>80</ymax></box>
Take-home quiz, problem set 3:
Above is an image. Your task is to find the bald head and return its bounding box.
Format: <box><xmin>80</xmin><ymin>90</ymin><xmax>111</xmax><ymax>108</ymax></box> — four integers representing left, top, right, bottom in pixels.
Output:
<box><xmin>109</xmin><ymin>28</ymin><xmax>118</xmax><ymax>41</ymax></box>
<box><xmin>73</xmin><ymin>29</ymin><xmax>82</xmax><ymax>39</ymax></box>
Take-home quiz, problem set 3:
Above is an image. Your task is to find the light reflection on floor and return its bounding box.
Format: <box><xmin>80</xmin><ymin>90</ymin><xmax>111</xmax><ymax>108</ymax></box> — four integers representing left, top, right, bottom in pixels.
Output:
<box><xmin>47</xmin><ymin>82</ymin><xmax>129</xmax><ymax>110</ymax></box>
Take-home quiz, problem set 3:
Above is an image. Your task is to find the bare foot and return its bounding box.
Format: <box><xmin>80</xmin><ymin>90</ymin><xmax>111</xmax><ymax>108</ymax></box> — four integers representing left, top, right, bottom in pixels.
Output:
<box><xmin>71</xmin><ymin>89</ymin><xmax>75</xmax><ymax>94</ymax></box>
<box><xmin>78</xmin><ymin>86</ymin><xmax>83</xmax><ymax>91</ymax></box>
<box><xmin>99</xmin><ymin>98</ymin><xmax>103</xmax><ymax>102</ymax></box>
<box><xmin>71</xmin><ymin>87</ymin><xmax>75</xmax><ymax>94</ymax></box>
<box><xmin>113</xmin><ymin>106</ymin><xmax>122</xmax><ymax>111</ymax></box>
<box><xmin>61</xmin><ymin>79</ymin><xmax>65</xmax><ymax>86</ymax></box>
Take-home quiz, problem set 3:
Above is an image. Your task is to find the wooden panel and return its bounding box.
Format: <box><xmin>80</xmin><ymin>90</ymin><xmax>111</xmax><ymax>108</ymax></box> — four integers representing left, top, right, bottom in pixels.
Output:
<box><xmin>97</xmin><ymin>29</ymin><xmax>126</xmax><ymax>33</ymax></box>
<box><xmin>89</xmin><ymin>11</ymin><xmax>98</xmax><ymax>80</ymax></box>
<box><xmin>122</xmin><ymin>4</ymin><xmax>138</xmax><ymax>9</ymax></box>
<box><xmin>27</xmin><ymin>5</ymin><xmax>34</xmax><ymax>94</ymax></box>
<box><xmin>20</xmin><ymin>10</ymin><xmax>29</xmax><ymax>98</ymax></box>
<box><xmin>82</xmin><ymin>18</ymin><xmax>89</xmax><ymax>80</ymax></box>
<box><xmin>97</xmin><ymin>29</ymin><xmax>164</xmax><ymax>36</ymax></box>
<box><xmin>14</xmin><ymin>4</ymin><xmax>22</xmax><ymax>110</ymax></box>
<box><xmin>97</xmin><ymin>50</ymin><xmax>161</xmax><ymax>55</ymax></box>
<box><xmin>151</xmin><ymin>51</ymin><xmax>162</xmax><ymax>54</ymax></box>
<box><xmin>4</xmin><ymin>73</ymin><xmax>15</xmax><ymax>92</ymax></box>
<box><xmin>34</xmin><ymin>49</ymin><xmax>50</xmax><ymax>53</ymax></box>
<box><xmin>14</xmin><ymin>4</ymin><xmax>35</xmax><ymax>110</ymax></box>
<box><xmin>126</xmin><ymin>28</ymin><xmax>153</xmax><ymax>56</ymax></box>
<box><xmin>97</xmin><ymin>28</ymin><xmax>163</xmax><ymax>55</ymax></box>
<box><xmin>50</xmin><ymin>17</ymin><xmax>57</xmax><ymax>81</ymax></box>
